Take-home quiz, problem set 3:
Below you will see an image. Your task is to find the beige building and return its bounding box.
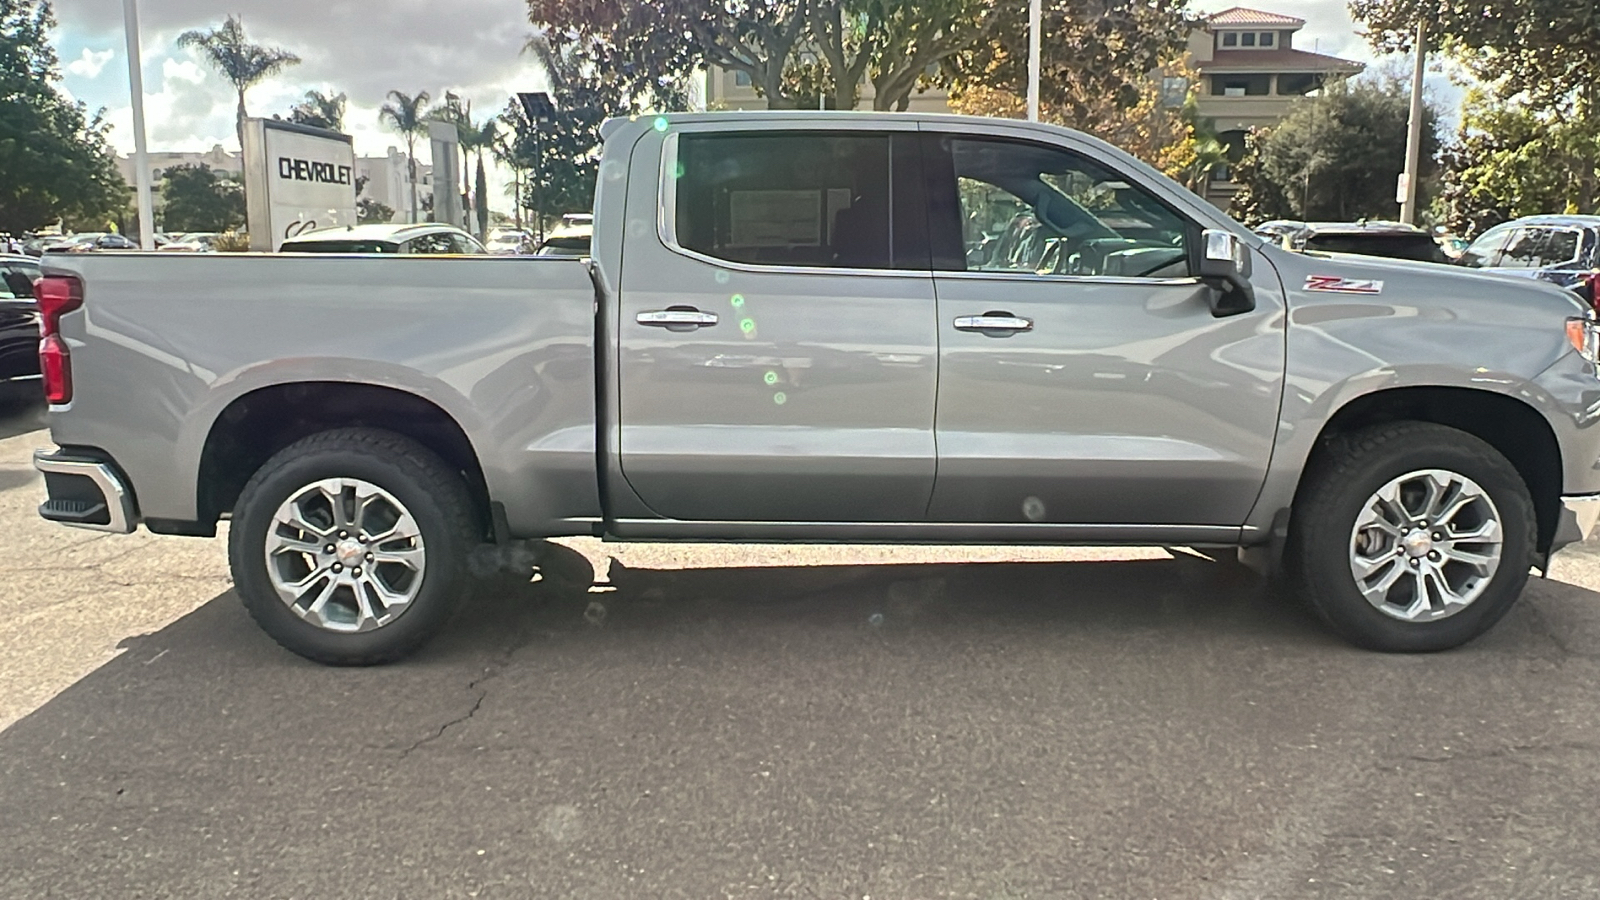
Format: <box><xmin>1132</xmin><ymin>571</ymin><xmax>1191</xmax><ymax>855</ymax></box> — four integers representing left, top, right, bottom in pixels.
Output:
<box><xmin>704</xmin><ymin>62</ymin><xmax>951</xmax><ymax>113</ymax></box>
<box><xmin>116</xmin><ymin>145</ymin><xmax>242</xmax><ymax>190</ymax></box>
<box><xmin>1189</xmin><ymin>7</ymin><xmax>1364</xmax><ymax>206</ymax></box>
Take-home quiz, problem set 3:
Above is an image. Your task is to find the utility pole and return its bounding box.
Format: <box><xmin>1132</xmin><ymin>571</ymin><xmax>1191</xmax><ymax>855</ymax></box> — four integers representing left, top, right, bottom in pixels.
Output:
<box><xmin>1026</xmin><ymin>0</ymin><xmax>1042</xmax><ymax>121</ymax></box>
<box><xmin>121</xmin><ymin>0</ymin><xmax>154</xmax><ymax>249</ymax></box>
<box><xmin>1399</xmin><ymin>19</ymin><xmax>1427</xmax><ymax>225</ymax></box>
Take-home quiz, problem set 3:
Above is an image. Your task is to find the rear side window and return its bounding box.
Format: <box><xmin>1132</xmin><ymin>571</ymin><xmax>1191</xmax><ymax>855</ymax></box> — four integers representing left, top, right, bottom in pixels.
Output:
<box><xmin>1496</xmin><ymin>228</ymin><xmax>1582</xmax><ymax>269</ymax></box>
<box><xmin>0</xmin><ymin>264</ymin><xmax>37</xmax><ymax>298</ymax></box>
<box><xmin>673</xmin><ymin>131</ymin><xmax>927</xmax><ymax>270</ymax></box>
<box><xmin>1304</xmin><ymin>233</ymin><xmax>1443</xmax><ymax>262</ymax></box>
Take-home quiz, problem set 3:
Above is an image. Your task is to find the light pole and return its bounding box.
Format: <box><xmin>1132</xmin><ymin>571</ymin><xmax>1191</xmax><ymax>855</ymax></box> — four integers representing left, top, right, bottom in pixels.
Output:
<box><xmin>121</xmin><ymin>0</ymin><xmax>154</xmax><ymax>248</ymax></box>
<box><xmin>1027</xmin><ymin>0</ymin><xmax>1042</xmax><ymax>122</ymax></box>
<box><xmin>1398</xmin><ymin>19</ymin><xmax>1427</xmax><ymax>225</ymax></box>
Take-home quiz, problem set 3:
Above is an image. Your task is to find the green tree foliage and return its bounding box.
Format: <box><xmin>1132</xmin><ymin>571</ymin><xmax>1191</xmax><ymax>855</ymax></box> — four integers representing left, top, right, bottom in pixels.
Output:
<box><xmin>525</xmin><ymin>0</ymin><xmax>1001</xmax><ymax>112</ymax></box>
<box><xmin>159</xmin><ymin>164</ymin><xmax>245</xmax><ymax>232</ymax></box>
<box><xmin>945</xmin><ymin>0</ymin><xmax>1190</xmax><ymax>128</ymax></box>
<box><xmin>1229</xmin><ymin>76</ymin><xmax>1439</xmax><ymax>223</ymax></box>
<box><xmin>503</xmin><ymin>36</ymin><xmax>637</xmax><ymax>230</ymax></box>
<box><xmin>1436</xmin><ymin>90</ymin><xmax>1600</xmax><ymax>234</ymax></box>
<box><xmin>0</xmin><ymin>0</ymin><xmax>127</xmax><ymax>234</ymax></box>
<box><xmin>1349</xmin><ymin>0</ymin><xmax>1600</xmax><ymax>211</ymax></box>
<box><xmin>177</xmin><ymin>16</ymin><xmax>300</xmax><ymax>150</ymax></box>
<box><xmin>378</xmin><ymin>90</ymin><xmax>430</xmax><ymax>224</ymax></box>
<box><xmin>288</xmin><ymin>90</ymin><xmax>346</xmax><ymax>131</ymax></box>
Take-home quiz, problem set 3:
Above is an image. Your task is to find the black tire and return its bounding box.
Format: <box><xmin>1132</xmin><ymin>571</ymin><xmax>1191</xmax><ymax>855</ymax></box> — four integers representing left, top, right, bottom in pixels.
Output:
<box><xmin>1287</xmin><ymin>422</ymin><xmax>1536</xmax><ymax>652</ymax></box>
<box><xmin>229</xmin><ymin>428</ymin><xmax>479</xmax><ymax>665</ymax></box>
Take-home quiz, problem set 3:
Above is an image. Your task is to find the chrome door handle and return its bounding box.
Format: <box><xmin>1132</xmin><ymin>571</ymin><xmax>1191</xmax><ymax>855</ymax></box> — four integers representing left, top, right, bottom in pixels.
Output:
<box><xmin>954</xmin><ymin>314</ymin><xmax>1033</xmax><ymax>333</ymax></box>
<box><xmin>637</xmin><ymin>308</ymin><xmax>719</xmax><ymax>328</ymax></box>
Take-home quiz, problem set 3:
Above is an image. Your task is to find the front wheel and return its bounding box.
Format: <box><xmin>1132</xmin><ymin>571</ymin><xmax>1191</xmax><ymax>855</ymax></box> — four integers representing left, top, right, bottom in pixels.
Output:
<box><xmin>1288</xmin><ymin>422</ymin><xmax>1536</xmax><ymax>652</ymax></box>
<box><xmin>229</xmin><ymin>428</ymin><xmax>479</xmax><ymax>665</ymax></box>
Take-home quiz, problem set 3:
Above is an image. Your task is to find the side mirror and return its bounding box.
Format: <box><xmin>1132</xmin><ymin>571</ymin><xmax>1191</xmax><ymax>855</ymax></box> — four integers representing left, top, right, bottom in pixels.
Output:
<box><xmin>1199</xmin><ymin>228</ymin><xmax>1256</xmax><ymax>317</ymax></box>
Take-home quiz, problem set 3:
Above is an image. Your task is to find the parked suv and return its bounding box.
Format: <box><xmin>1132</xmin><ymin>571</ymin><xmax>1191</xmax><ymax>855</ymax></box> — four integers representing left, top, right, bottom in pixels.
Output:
<box><xmin>1458</xmin><ymin>215</ymin><xmax>1600</xmax><ymax>296</ymax></box>
<box><xmin>280</xmin><ymin>224</ymin><xmax>487</xmax><ymax>255</ymax></box>
<box><xmin>1258</xmin><ymin>221</ymin><xmax>1451</xmax><ymax>264</ymax></box>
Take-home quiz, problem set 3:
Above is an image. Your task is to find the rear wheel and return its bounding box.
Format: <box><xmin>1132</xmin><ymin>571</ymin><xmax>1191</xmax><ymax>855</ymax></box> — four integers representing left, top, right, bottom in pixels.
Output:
<box><xmin>229</xmin><ymin>428</ymin><xmax>478</xmax><ymax>665</ymax></box>
<box><xmin>1288</xmin><ymin>422</ymin><xmax>1536</xmax><ymax>652</ymax></box>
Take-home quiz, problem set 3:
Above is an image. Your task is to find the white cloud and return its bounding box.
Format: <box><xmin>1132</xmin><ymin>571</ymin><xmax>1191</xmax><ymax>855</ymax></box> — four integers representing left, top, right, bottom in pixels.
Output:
<box><xmin>66</xmin><ymin>47</ymin><xmax>115</xmax><ymax>79</ymax></box>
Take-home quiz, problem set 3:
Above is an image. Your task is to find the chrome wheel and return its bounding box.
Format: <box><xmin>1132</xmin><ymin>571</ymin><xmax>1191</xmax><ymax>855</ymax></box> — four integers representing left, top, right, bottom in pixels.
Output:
<box><xmin>264</xmin><ymin>478</ymin><xmax>426</xmax><ymax>633</ymax></box>
<box><xmin>1348</xmin><ymin>468</ymin><xmax>1503</xmax><ymax>623</ymax></box>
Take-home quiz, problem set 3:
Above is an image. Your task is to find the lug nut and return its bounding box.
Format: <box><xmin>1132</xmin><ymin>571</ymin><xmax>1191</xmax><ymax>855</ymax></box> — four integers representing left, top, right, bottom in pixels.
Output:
<box><xmin>1433</xmin><ymin>532</ymin><xmax>1443</xmax><ymax>541</ymax></box>
<box><xmin>325</xmin><ymin>544</ymin><xmax>335</xmax><ymax>553</ymax></box>
<box><xmin>339</xmin><ymin>531</ymin><xmax>348</xmax><ymax>539</ymax></box>
<box><xmin>1429</xmin><ymin>551</ymin><xmax>1440</xmax><ymax>561</ymax></box>
<box><xmin>332</xmin><ymin>563</ymin><xmax>343</xmax><ymax>572</ymax></box>
<box><xmin>1409</xmin><ymin>558</ymin><xmax>1419</xmax><ymax>567</ymax></box>
<box><xmin>352</xmin><ymin>568</ymin><xmax>362</xmax><ymax>577</ymax></box>
<box><xmin>365</xmin><ymin>553</ymin><xmax>374</xmax><ymax>562</ymax></box>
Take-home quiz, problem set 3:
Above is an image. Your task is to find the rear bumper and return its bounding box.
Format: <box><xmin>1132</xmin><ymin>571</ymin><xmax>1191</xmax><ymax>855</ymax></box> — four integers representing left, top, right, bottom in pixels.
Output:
<box><xmin>33</xmin><ymin>449</ymin><xmax>139</xmax><ymax>534</ymax></box>
<box><xmin>1552</xmin><ymin>494</ymin><xmax>1600</xmax><ymax>555</ymax></box>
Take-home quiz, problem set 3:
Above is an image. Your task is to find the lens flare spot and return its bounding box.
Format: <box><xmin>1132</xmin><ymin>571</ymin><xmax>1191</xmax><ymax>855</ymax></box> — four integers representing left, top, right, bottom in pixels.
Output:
<box><xmin>653</xmin><ymin>116</ymin><xmax>669</xmax><ymax>132</ymax></box>
<box><xmin>714</xmin><ymin>270</ymin><xmax>731</xmax><ymax>285</ymax></box>
<box><xmin>1022</xmin><ymin>496</ymin><xmax>1047</xmax><ymax>522</ymax></box>
<box><xmin>773</xmin><ymin>392</ymin><xmax>787</xmax><ymax>405</ymax></box>
<box><xmin>730</xmin><ymin>294</ymin><xmax>745</xmax><ymax>307</ymax></box>
<box><xmin>764</xmin><ymin>371</ymin><xmax>779</xmax><ymax>385</ymax></box>
<box><xmin>740</xmin><ymin>318</ymin><xmax>755</xmax><ymax>333</ymax></box>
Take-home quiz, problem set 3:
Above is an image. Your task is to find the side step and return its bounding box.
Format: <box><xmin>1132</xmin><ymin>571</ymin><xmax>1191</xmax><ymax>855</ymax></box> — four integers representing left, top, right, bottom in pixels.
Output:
<box><xmin>33</xmin><ymin>450</ymin><xmax>139</xmax><ymax>534</ymax></box>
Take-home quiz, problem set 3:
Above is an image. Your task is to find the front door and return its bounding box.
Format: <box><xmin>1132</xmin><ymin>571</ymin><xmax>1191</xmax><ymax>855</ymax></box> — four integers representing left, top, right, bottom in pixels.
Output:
<box><xmin>921</xmin><ymin>132</ymin><xmax>1285</xmax><ymax>526</ymax></box>
<box><xmin>615</xmin><ymin>127</ymin><xmax>939</xmax><ymax>522</ymax></box>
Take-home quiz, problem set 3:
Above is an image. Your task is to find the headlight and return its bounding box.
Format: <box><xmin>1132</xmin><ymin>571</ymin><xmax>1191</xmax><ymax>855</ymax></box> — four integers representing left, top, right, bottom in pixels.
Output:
<box><xmin>1567</xmin><ymin>316</ymin><xmax>1600</xmax><ymax>365</ymax></box>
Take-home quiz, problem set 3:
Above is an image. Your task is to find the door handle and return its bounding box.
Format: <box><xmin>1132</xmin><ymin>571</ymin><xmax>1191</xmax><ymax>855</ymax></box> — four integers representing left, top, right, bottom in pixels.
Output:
<box><xmin>637</xmin><ymin>307</ymin><xmax>719</xmax><ymax>330</ymax></box>
<box><xmin>954</xmin><ymin>313</ymin><xmax>1033</xmax><ymax>334</ymax></box>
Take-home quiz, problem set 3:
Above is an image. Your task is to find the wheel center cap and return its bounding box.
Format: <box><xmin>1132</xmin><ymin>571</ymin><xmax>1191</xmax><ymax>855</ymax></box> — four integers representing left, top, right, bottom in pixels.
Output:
<box><xmin>1402</xmin><ymin>531</ymin><xmax>1434</xmax><ymax>558</ymax></box>
<box><xmin>336</xmin><ymin>539</ymin><xmax>364</xmax><ymax>567</ymax></box>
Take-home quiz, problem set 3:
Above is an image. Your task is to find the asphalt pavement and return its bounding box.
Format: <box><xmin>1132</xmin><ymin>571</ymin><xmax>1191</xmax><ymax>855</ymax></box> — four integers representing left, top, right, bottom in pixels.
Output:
<box><xmin>4</xmin><ymin>390</ymin><xmax>1600</xmax><ymax>899</ymax></box>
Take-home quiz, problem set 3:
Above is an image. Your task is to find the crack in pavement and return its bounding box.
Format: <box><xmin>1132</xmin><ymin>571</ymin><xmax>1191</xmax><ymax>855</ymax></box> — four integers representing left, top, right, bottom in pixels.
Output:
<box><xmin>396</xmin><ymin>609</ymin><xmax>546</xmax><ymax>758</ymax></box>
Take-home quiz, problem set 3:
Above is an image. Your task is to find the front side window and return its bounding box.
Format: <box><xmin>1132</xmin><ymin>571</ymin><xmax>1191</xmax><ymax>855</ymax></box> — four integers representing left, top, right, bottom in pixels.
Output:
<box><xmin>929</xmin><ymin>136</ymin><xmax>1192</xmax><ymax>279</ymax></box>
<box><xmin>406</xmin><ymin>232</ymin><xmax>455</xmax><ymax>255</ymax></box>
<box><xmin>673</xmin><ymin>131</ymin><xmax>925</xmax><ymax>270</ymax></box>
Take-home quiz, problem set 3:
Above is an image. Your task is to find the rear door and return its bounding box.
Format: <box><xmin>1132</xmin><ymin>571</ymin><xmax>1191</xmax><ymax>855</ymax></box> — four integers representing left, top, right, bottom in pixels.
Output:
<box><xmin>614</xmin><ymin>123</ymin><xmax>940</xmax><ymax>522</ymax></box>
<box><xmin>920</xmin><ymin>131</ymin><xmax>1285</xmax><ymax>527</ymax></box>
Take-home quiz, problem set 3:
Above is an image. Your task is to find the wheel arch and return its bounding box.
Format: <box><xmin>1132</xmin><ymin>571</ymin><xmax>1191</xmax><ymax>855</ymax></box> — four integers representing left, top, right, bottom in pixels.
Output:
<box><xmin>1300</xmin><ymin>386</ymin><xmax>1563</xmax><ymax>553</ymax></box>
<box><xmin>196</xmin><ymin>381</ymin><xmax>492</xmax><ymax>537</ymax></box>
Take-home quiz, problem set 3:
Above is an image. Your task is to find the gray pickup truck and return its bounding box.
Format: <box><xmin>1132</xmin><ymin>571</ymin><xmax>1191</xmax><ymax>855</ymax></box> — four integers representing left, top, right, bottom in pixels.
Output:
<box><xmin>31</xmin><ymin>112</ymin><xmax>1600</xmax><ymax>664</ymax></box>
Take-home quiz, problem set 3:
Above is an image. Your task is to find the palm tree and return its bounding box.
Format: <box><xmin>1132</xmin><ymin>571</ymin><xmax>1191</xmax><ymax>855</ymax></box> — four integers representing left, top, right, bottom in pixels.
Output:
<box><xmin>177</xmin><ymin>17</ymin><xmax>300</xmax><ymax>151</ymax></box>
<box><xmin>1184</xmin><ymin>138</ymin><xmax>1232</xmax><ymax>193</ymax></box>
<box><xmin>288</xmin><ymin>90</ymin><xmax>347</xmax><ymax>132</ymax></box>
<box><xmin>468</xmin><ymin>117</ymin><xmax>498</xmax><ymax>239</ymax></box>
<box><xmin>379</xmin><ymin>90</ymin><xmax>431</xmax><ymax>224</ymax></box>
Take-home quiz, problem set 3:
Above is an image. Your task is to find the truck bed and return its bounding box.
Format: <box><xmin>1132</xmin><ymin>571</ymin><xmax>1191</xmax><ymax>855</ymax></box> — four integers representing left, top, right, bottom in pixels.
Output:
<box><xmin>43</xmin><ymin>253</ymin><xmax>602</xmax><ymax>536</ymax></box>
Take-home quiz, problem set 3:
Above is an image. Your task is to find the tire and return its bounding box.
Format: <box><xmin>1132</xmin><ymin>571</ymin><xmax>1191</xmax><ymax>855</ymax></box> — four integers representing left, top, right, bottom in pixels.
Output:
<box><xmin>1287</xmin><ymin>422</ymin><xmax>1536</xmax><ymax>652</ymax></box>
<box><xmin>229</xmin><ymin>428</ymin><xmax>479</xmax><ymax>665</ymax></box>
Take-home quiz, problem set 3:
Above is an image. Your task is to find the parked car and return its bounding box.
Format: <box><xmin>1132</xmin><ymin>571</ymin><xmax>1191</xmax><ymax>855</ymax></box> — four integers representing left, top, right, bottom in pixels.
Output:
<box><xmin>0</xmin><ymin>254</ymin><xmax>41</xmax><ymax>386</ymax></box>
<box><xmin>1264</xmin><ymin>221</ymin><xmax>1452</xmax><ymax>264</ymax></box>
<box><xmin>44</xmin><ymin>233</ymin><xmax>138</xmax><ymax>253</ymax></box>
<box><xmin>279</xmin><ymin>223</ymin><xmax>487</xmax><ymax>255</ymax></box>
<box><xmin>534</xmin><ymin>232</ymin><xmax>591</xmax><ymax>257</ymax></box>
<box><xmin>1457</xmin><ymin>215</ymin><xmax>1600</xmax><ymax>300</ymax></box>
<box><xmin>31</xmin><ymin>111</ymin><xmax>1600</xmax><ymax>665</ymax></box>
<box><xmin>159</xmin><ymin>233</ymin><xmax>219</xmax><ymax>253</ymax></box>
<box><xmin>484</xmin><ymin>230</ymin><xmax>532</xmax><ymax>255</ymax></box>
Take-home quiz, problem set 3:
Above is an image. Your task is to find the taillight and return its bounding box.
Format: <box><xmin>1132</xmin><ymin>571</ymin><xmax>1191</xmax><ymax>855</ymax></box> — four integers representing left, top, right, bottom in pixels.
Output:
<box><xmin>34</xmin><ymin>274</ymin><xmax>83</xmax><ymax>405</ymax></box>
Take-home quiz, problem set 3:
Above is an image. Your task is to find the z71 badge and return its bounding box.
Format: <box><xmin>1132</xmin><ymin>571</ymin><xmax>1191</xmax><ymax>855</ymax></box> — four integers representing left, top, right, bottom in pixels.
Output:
<box><xmin>1304</xmin><ymin>275</ymin><xmax>1384</xmax><ymax>294</ymax></box>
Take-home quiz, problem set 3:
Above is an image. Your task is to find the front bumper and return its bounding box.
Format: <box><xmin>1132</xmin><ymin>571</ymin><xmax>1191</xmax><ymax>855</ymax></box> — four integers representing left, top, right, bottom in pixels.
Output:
<box><xmin>1551</xmin><ymin>494</ymin><xmax>1600</xmax><ymax>555</ymax></box>
<box><xmin>33</xmin><ymin>449</ymin><xmax>139</xmax><ymax>534</ymax></box>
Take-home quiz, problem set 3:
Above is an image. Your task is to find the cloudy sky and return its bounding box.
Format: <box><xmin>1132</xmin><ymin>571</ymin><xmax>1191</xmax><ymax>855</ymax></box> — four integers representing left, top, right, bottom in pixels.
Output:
<box><xmin>51</xmin><ymin>0</ymin><xmax>1457</xmax><ymax>210</ymax></box>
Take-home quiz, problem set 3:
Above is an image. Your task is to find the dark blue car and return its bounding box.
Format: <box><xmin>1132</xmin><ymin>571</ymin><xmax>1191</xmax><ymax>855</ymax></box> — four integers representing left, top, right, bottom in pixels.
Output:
<box><xmin>1459</xmin><ymin>215</ymin><xmax>1600</xmax><ymax>304</ymax></box>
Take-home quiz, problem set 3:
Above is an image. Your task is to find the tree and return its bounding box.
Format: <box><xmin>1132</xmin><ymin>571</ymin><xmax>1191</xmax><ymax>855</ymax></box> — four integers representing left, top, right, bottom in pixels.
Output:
<box><xmin>0</xmin><ymin>0</ymin><xmax>127</xmax><ymax>233</ymax></box>
<box><xmin>177</xmin><ymin>16</ymin><xmax>300</xmax><ymax>150</ymax></box>
<box><xmin>1229</xmin><ymin>76</ymin><xmax>1440</xmax><ymax>223</ymax></box>
<box><xmin>379</xmin><ymin>90</ymin><xmax>430</xmax><ymax>224</ymax></box>
<box><xmin>506</xmin><ymin>36</ymin><xmax>636</xmax><ymax>236</ymax></box>
<box><xmin>159</xmin><ymin>164</ymin><xmax>245</xmax><ymax>232</ymax></box>
<box><xmin>807</xmin><ymin>0</ymin><xmax>999</xmax><ymax>111</ymax></box>
<box><xmin>1350</xmin><ymin>0</ymin><xmax>1600</xmax><ymax>211</ymax></box>
<box><xmin>945</xmin><ymin>0</ymin><xmax>1190</xmax><ymax>128</ymax></box>
<box><xmin>528</xmin><ymin>0</ymin><xmax>801</xmax><ymax>108</ymax></box>
<box><xmin>950</xmin><ymin>63</ymin><xmax>1208</xmax><ymax>183</ymax></box>
<box><xmin>288</xmin><ymin>90</ymin><xmax>346</xmax><ymax>131</ymax></box>
<box><xmin>1435</xmin><ymin>89</ymin><xmax>1600</xmax><ymax>234</ymax></box>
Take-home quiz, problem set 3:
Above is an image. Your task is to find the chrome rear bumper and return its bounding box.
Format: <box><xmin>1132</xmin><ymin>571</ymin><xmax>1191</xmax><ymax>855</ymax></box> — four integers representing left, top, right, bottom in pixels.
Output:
<box><xmin>33</xmin><ymin>449</ymin><xmax>139</xmax><ymax>534</ymax></box>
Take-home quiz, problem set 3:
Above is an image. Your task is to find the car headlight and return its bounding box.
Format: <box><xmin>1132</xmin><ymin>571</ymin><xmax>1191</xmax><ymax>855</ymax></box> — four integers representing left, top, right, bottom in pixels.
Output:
<box><xmin>1567</xmin><ymin>316</ymin><xmax>1600</xmax><ymax>365</ymax></box>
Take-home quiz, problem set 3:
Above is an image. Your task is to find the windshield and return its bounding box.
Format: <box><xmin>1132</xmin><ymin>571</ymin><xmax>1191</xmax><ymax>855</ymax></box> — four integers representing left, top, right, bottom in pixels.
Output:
<box><xmin>1304</xmin><ymin>232</ymin><xmax>1445</xmax><ymax>263</ymax></box>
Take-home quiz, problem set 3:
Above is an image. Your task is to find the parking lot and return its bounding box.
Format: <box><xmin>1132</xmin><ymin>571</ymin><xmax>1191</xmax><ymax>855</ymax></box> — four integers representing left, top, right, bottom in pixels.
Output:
<box><xmin>3</xmin><ymin>388</ymin><xmax>1600</xmax><ymax>899</ymax></box>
